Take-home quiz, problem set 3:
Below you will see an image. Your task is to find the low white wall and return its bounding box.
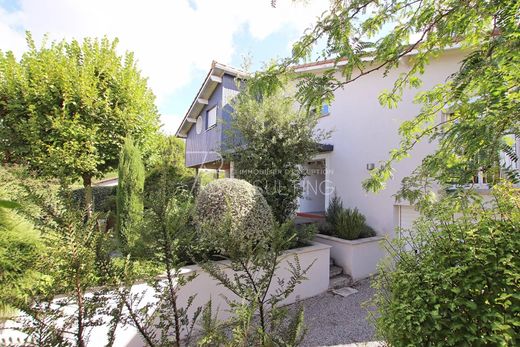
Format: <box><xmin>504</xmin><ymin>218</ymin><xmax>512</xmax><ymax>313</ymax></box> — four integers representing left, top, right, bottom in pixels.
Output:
<box><xmin>1</xmin><ymin>242</ymin><xmax>331</xmax><ymax>347</ymax></box>
<box><xmin>182</xmin><ymin>241</ymin><xmax>331</xmax><ymax>320</ymax></box>
<box><xmin>315</xmin><ymin>234</ymin><xmax>386</xmax><ymax>280</ymax></box>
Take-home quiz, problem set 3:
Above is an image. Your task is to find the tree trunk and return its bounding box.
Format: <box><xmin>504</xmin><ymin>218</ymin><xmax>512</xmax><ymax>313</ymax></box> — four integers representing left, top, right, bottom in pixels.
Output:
<box><xmin>82</xmin><ymin>174</ymin><xmax>93</xmax><ymax>219</ymax></box>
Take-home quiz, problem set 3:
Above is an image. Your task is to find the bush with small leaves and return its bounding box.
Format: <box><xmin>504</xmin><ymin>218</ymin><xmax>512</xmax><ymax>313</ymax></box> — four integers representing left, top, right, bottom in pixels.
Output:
<box><xmin>72</xmin><ymin>185</ymin><xmax>116</xmax><ymax>212</ymax></box>
<box><xmin>317</xmin><ymin>221</ymin><xmax>334</xmax><ymax>235</ymax></box>
<box><xmin>325</xmin><ymin>193</ymin><xmax>343</xmax><ymax>227</ymax></box>
<box><xmin>281</xmin><ymin>221</ymin><xmax>317</xmax><ymax>249</ymax></box>
<box><xmin>335</xmin><ymin>208</ymin><xmax>365</xmax><ymax>240</ymax></box>
<box><xmin>324</xmin><ymin>195</ymin><xmax>376</xmax><ymax>240</ymax></box>
<box><xmin>194</xmin><ymin>178</ymin><xmax>274</xmax><ymax>253</ymax></box>
<box><xmin>372</xmin><ymin>184</ymin><xmax>520</xmax><ymax>345</ymax></box>
<box><xmin>359</xmin><ymin>224</ymin><xmax>376</xmax><ymax>238</ymax></box>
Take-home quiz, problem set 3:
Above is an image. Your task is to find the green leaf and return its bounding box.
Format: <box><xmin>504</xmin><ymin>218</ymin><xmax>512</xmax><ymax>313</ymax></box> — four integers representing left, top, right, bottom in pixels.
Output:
<box><xmin>0</xmin><ymin>200</ymin><xmax>20</xmax><ymax>209</ymax></box>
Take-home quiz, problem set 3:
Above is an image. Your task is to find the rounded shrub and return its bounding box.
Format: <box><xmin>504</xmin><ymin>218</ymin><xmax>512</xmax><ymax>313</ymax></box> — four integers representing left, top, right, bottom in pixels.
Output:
<box><xmin>194</xmin><ymin>178</ymin><xmax>274</xmax><ymax>250</ymax></box>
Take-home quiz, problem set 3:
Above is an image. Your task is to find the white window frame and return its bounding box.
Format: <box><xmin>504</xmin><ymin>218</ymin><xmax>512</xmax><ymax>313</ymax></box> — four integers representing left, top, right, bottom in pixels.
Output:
<box><xmin>206</xmin><ymin>106</ymin><xmax>217</xmax><ymax>130</ymax></box>
<box><xmin>196</xmin><ymin>115</ymin><xmax>203</xmax><ymax>134</ymax></box>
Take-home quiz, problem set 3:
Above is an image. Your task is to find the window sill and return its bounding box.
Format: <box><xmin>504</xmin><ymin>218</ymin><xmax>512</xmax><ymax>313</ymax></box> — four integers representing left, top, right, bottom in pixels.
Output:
<box><xmin>446</xmin><ymin>184</ymin><xmax>492</xmax><ymax>194</ymax></box>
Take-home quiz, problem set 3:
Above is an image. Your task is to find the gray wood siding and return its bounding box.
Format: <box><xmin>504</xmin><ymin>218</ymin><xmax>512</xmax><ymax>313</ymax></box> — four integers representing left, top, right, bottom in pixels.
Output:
<box><xmin>185</xmin><ymin>84</ymin><xmax>223</xmax><ymax>167</ymax></box>
<box><xmin>185</xmin><ymin>74</ymin><xmax>240</xmax><ymax>167</ymax></box>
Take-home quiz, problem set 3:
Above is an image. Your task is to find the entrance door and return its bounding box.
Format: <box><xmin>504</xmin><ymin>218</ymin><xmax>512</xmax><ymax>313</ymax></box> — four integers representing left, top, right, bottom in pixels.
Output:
<box><xmin>298</xmin><ymin>160</ymin><xmax>326</xmax><ymax>213</ymax></box>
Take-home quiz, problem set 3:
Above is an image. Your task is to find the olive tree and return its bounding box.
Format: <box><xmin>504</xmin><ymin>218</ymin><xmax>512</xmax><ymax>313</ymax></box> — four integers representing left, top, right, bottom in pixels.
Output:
<box><xmin>225</xmin><ymin>85</ymin><xmax>328</xmax><ymax>223</ymax></box>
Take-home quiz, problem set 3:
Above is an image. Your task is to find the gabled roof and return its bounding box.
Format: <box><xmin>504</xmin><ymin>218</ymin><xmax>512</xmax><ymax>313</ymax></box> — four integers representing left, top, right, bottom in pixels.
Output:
<box><xmin>293</xmin><ymin>58</ymin><xmax>348</xmax><ymax>72</ymax></box>
<box><xmin>175</xmin><ymin>61</ymin><xmax>248</xmax><ymax>138</ymax></box>
<box><xmin>176</xmin><ymin>47</ymin><xmax>465</xmax><ymax>138</ymax></box>
<box><xmin>174</xmin><ymin>58</ymin><xmax>348</xmax><ymax>138</ymax></box>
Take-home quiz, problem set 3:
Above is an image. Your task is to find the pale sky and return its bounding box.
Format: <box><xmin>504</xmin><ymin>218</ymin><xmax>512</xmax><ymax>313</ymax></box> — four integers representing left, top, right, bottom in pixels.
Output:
<box><xmin>0</xmin><ymin>0</ymin><xmax>329</xmax><ymax>134</ymax></box>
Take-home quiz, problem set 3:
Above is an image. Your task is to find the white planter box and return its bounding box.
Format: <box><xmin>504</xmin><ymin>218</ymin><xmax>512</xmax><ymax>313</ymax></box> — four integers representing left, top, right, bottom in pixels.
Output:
<box><xmin>102</xmin><ymin>242</ymin><xmax>331</xmax><ymax>346</ymax></box>
<box><xmin>1</xmin><ymin>242</ymin><xmax>331</xmax><ymax>347</ymax></box>
<box><xmin>314</xmin><ymin>234</ymin><xmax>386</xmax><ymax>280</ymax></box>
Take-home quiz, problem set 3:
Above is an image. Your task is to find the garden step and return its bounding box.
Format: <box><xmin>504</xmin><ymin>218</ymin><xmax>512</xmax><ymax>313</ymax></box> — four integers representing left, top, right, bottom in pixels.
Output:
<box><xmin>329</xmin><ymin>265</ymin><xmax>343</xmax><ymax>278</ymax></box>
<box><xmin>329</xmin><ymin>274</ymin><xmax>353</xmax><ymax>290</ymax></box>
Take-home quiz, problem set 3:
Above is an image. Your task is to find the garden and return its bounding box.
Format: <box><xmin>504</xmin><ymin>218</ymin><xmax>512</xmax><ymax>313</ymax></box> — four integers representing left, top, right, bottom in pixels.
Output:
<box><xmin>1</xmin><ymin>0</ymin><xmax>519</xmax><ymax>346</ymax></box>
<box><xmin>0</xmin><ymin>35</ymin><xmax>329</xmax><ymax>346</ymax></box>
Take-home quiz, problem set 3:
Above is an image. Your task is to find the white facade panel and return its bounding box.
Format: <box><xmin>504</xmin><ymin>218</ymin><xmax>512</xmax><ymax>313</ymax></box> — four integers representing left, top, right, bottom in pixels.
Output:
<box><xmin>314</xmin><ymin>50</ymin><xmax>464</xmax><ymax>237</ymax></box>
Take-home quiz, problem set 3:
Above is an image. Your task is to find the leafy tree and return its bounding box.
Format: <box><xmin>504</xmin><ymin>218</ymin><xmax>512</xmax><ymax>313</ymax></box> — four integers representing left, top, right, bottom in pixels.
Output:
<box><xmin>144</xmin><ymin>135</ymin><xmax>196</xmax><ymax>202</ymax></box>
<box><xmin>147</xmin><ymin>134</ymin><xmax>192</xmax><ymax>177</ymax></box>
<box><xmin>260</xmin><ymin>0</ymin><xmax>519</xmax><ymax>344</ymax></box>
<box><xmin>225</xmin><ymin>85</ymin><xmax>328</xmax><ymax>223</ymax></box>
<box><xmin>0</xmin><ymin>33</ymin><xmax>160</xmax><ymax>214</ymax></box>
<box><xmin>256</xmin><ymin>0</ymin><xmax>519</xmax><ymax>194</ymax></box>
<box><xmin>116</xmin><ymin>137</ymin><xmax>145</xmax><ymax>253</ymax></box>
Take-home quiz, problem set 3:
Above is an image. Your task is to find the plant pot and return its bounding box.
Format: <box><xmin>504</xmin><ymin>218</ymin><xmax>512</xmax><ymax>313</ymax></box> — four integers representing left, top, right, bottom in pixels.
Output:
<box><xmin>314</xmin><ymin>234</ymin><xmax>386</xmax><ymax>280</ymax></box>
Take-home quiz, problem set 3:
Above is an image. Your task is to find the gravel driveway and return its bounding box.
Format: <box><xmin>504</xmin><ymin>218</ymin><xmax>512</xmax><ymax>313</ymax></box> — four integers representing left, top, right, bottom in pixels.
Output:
<box><xmin>295</xmin><ymin>278</ymin><xmax>381</xmax><ymax>347</ymax></box>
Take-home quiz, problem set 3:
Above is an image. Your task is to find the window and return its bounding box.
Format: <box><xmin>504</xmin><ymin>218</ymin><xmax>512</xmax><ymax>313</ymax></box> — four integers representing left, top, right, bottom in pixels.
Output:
<box><xmin>207</xmin><ymin>106</ymin><xmax>217</xmax><ymax>129</ymax></box>
<box><xmin>311</xmin><ymin>103</ymin><xmax>330</xmax><ymax>117</ymax></box>
<box><xmin>321</xmin><ymin>103</ymin><xmax>330</xmax><ymax>116</ymax></box>
<box><xmin>196</xmin><ymin>115</ymin><xmax>203</xmax><ymax>134</ymax></box>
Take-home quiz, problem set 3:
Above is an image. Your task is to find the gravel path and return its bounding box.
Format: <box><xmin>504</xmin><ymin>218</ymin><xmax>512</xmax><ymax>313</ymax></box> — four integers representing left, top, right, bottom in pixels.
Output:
<box><xmin>295</xmin><ymin>278</ymin><xmax>380</xmax><ymax>347</ymax></box>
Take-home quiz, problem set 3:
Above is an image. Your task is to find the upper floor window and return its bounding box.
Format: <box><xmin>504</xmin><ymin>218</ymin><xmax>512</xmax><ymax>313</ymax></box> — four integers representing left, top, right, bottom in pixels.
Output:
<box><xmin>196</xmin><ymin>115</ymin><xmax>203</xmax><ymax>134</ymax></box>
<box><xmin>311</xmin><ymin>103</ymin><xmax>330</xmax><ymax>117</ymax></box>
<box><xmin>321</xmin><ymin>103</ymin><xmax>330</xmax><ymax>116</ymax></box>
<box><xmin>207</xmin><ymin>106</ymin><xmax>217</xmax><ymax>129</ymax></box>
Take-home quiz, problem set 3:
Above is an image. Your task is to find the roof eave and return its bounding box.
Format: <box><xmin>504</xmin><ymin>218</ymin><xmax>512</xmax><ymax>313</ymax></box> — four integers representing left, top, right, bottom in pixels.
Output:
<box><xmin>175</xmin><ymin>61</ymin><xmax>248</xmax><ymax>138</ymax></box>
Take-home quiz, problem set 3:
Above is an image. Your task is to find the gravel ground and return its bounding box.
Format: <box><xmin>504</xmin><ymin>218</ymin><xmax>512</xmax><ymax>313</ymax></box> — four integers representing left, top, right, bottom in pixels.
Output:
<box><xmin>294</xmin><ymin>278</ymin><xmax>380</xmax><ymax>347</ymax></box>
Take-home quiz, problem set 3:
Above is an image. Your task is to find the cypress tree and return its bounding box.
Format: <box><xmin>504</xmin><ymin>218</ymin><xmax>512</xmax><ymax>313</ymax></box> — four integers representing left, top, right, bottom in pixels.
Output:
<box><xmin>116</xmin><ymin>137</ymin><xmax>145</xmax><ymax>253</ymax></box>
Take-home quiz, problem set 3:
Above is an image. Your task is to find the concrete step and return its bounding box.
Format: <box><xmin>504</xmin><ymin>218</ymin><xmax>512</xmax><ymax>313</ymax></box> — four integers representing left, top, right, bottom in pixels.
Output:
<box><xmin>329</xmin><ymin>265</ymin><xmax>343</xmax><ymax>278</ymax></box>
<box><xmin>329</xmin><ymin>274</ymin><xmax>353</xmax><ymax>290</ymax></box>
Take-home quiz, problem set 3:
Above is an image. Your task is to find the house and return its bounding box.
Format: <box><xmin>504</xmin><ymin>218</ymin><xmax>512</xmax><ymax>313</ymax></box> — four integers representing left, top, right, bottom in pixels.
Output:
<box><xmin>176</xmin><ymin>62</ymin><xmax>246</xmax><ymax>175</ymax></box>
<box><xmin>176</xmin><ymin>54</ymin><xmax>519</xmax><ymax>238</ymax></box>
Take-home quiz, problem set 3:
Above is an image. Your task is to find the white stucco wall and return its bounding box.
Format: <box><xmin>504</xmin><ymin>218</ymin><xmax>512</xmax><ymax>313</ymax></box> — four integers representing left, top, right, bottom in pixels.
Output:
<box><xmin>313</xmin><ymin>50</ymin><xmax>465</xmax><ymax>237</ymax></box>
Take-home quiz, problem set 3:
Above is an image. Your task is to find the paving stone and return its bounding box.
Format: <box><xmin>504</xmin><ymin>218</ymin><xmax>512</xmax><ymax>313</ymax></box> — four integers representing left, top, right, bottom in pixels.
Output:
<box><xmin>329</xmin><ymin>274</ymin><xmax>353</xmax><ymax>289</ymax></box>
<box><xmin>331</xmin><ymin>287</ymin><xmax>358</xmax><ymax>298</ymax></box>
